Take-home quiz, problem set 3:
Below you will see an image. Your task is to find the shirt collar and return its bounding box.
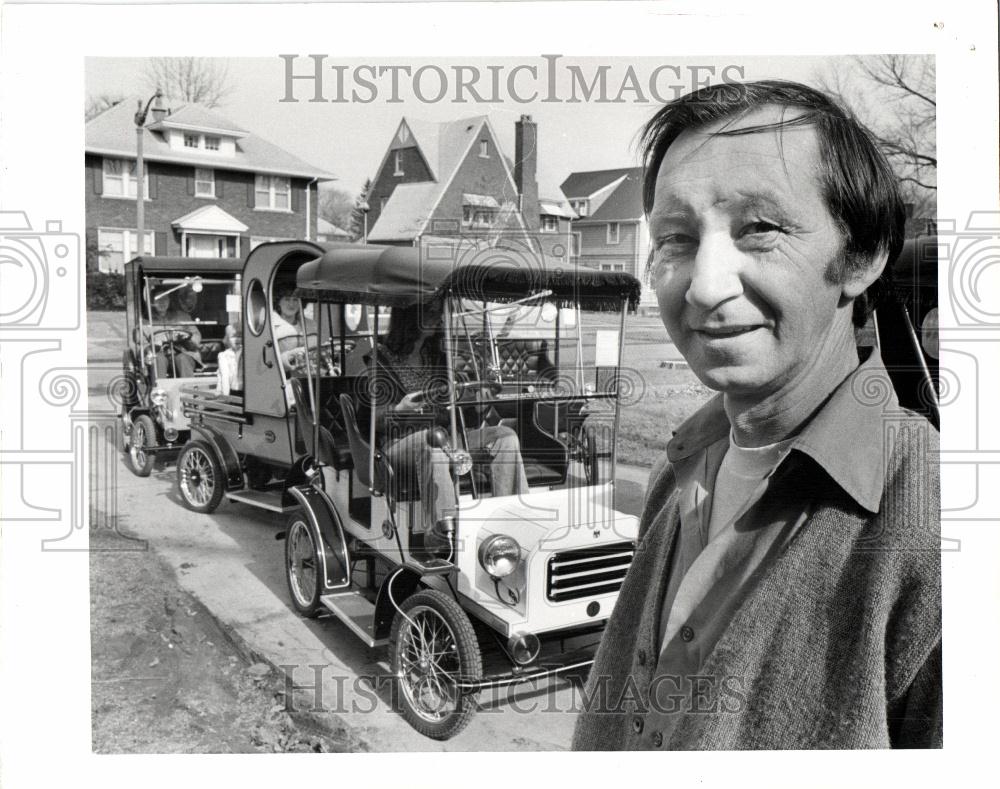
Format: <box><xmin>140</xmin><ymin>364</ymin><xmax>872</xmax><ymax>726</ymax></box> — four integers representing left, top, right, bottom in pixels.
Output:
<box><xmin>666</xmin><ymin>348</ymin><xmax>897</xmax><ymax>513</ymax></box>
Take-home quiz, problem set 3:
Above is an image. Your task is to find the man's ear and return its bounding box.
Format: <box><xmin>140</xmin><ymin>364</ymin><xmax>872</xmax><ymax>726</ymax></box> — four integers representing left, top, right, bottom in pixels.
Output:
<box><xmin>840</xmin><ymin>250</ymin><xmax>889</xmax><ymax>299</ymax></box>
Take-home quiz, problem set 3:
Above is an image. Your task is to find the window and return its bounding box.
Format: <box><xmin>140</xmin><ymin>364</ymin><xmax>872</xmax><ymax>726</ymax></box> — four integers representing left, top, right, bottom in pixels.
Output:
<box><xmin>96</xmin><ymin>228</ymin><xmax>154</xmax><ymax>274</ymax></box>
<box><xmin>247</xmin><ymin>280</ymin><xmax>267</xmax><ymax>336</ymax></box>
<box><xmin>255</xmin><ymin>174</ymin><xmax>292</xmax><ymax>210</ymax></box>
<box><xmin>194</xmin><ymin>168</ymin><xmax>215</xmax><ymax>197</ymax></box>
<box><xmin>571</xmin><ymin>199</ymin><xmax>589</xmax><ymax>217</ymax></box>
<box><xmin>571</xmin><ymin>232</ymin><xmax>582</xmax><ymax>257</ymax></box>
<box><xmin>204</xmin><ymin>136</ymin><xmax>220</xmax><ymax>151</ymax></box>
<box><xmin>249</xmin><ymin>236</ymin><xmax>293</xmax><ymax>251</ymax></box>
<box><xmin>607</xmin><ymin>222</ymin><xmax>620</xmax><ymax>244</ymax></box>
<box><xmin>479</xmin><ymin>140</ymin><xmax>489</xmax><ymax>158</ymax></box>
<box><xmin>462</xmin><ymin>206</ymin><xmax>496</xmax><ymax>228</ymax></box>
<box><xmin>600</xmin><ymin>263</ymin><xmax>625</xmax><ymax>272</ymax></box>
<box><xmin>541</xmin><ymin>215</ymin><xmax>558</xmax><ymax>233</ymax></box>
<box><xmin>184</xmin><ymin>133</ymin><xmax>200</xmax><ymax>148</ymax></box>
<box><xmin>185</xmin><ymin>234</ymin><xmax>238</xmax><ymax>258</ymax></box>
<box><xmin>394</xmin><ymin>150</ymin><xmax>404</xmax><ymax>176</ymax></box>
<box><xmin>102</xmin><ymin>158</ymin><xmax>149</xmax><ymax>199</ymax></box>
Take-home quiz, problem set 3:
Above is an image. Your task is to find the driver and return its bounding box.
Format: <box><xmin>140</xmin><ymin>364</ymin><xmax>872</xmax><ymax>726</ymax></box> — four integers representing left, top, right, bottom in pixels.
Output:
<box><xmin>148</xmin><ymin>286</ymin><xmax>202</xmax><ymax>377</ymax></box>
<box><xmin>362</xmin><ymin>302</ymin><xmax>529</xmax><ymax>546</ymax></box>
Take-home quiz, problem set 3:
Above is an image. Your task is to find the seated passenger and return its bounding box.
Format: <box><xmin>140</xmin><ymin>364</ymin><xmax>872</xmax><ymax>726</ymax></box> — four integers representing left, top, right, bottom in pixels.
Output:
<box><xmin>148</xmin><ymin>287</ymin><xmax>202</xmax><ymax>377</ymax></box>
<box><xmin>362</xmin><ymin>303</ymin><xmax>529</xmax><ymax>541</ymax></box>
<box><xmin>216</xmin><ymin>323</ymin><xmax>243</xmax><ymax>396</ymax></box>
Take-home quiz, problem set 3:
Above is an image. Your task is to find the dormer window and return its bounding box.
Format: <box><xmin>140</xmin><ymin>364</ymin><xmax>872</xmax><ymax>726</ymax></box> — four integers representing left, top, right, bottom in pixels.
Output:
<box><xmin>394</xmin><ymin>150</ymin><xmax>404</xmax><ymax>176</ymax></box>
<box><xmin>479</xmin><ymin>140</ymin><xmax>489</xmax><ymax>158</ymax></box>
<box><xmin>541</xmin><ymin>215</ymin><xmax>558</xmax><ymax>232</ymax></box>
<box><xmin>204</xmin><ymin>136</ymin><xmax>220</xmax><ymax>151</ymax></box>
<box><xmin>184</xmin><ymin>134</ymin><xmax>200</xmax><ymax>148</ymax></box>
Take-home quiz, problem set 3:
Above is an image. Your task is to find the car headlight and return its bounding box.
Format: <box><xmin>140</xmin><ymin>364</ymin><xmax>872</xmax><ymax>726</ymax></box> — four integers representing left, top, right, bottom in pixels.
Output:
<box><xmin>151</xmin><ymin>388</ymin><xmax>167</xmax><ymax>406</ymax></box>
<box><xmin>478</xmin><ymin>534</ymin><xmax>521</xmax><ymax>579</ymax></box>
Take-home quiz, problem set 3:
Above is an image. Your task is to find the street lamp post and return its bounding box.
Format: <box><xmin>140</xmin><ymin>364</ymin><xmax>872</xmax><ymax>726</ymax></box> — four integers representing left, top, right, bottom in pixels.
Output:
<box><xmin>360</xmin><ymin>200</ymin><xmax>370</xmax><ymax>245</ymax></box>
<box><xmin>134</xmin><ymin>90</ymin><xmax>162</xmax><ymax>258</ymax></box>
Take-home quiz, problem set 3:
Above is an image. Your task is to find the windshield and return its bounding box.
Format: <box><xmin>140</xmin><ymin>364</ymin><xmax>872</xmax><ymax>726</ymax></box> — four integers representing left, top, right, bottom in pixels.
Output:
<box><xmin>143</xmin><ymin>277</ymin><xmax>240</xmax><ymax>340</ymax></box>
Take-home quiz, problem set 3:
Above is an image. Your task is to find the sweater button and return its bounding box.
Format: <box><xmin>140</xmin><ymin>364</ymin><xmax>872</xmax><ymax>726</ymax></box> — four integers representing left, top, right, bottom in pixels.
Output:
<box><xmin>651</xmin><ymin>731</ymin><xmax>663</xmax><ymax>748</ymax></box>
<box><xmin>637</xmin><ymin>649</ymin><xmax>647</xmax><ymax>666</ymax></box>
<box><xmin>680</xmin><ymin>625</ymin><xmax>694</xmax><ymax>642</ymax></box>
<box><xmin>632</xmin><ymin>716</ymin><xmax>644</xmax><ymax>734</ymax></box>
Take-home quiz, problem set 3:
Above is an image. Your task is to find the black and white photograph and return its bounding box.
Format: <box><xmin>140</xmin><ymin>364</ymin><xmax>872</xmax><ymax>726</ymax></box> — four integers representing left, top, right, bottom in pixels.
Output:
<box><xmin>0</xmin><ymin>0</ymin><xmax>997</xmax><ymax>785</ymax></box>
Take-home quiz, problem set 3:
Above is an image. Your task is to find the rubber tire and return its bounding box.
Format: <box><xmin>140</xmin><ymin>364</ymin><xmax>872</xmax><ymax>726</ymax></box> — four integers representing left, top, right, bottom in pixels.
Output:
<box><xmin>176</xmin><ymin>440</ymin><xmax>225</xmax><ymax>514</ymax></box>
<box><xmin>125</xmin><ymin>413</ymin><xmax>156</xmax><ymax>477</ymax></box>
<box><xmin>390</xmin><ymin>589</ymin><xmax>482</xmax><ymax>740</ymax></box>
<box><xmin>284</xmin><ymin>515</ymin><xmax>323</xmax><ymax>618</ymax></box>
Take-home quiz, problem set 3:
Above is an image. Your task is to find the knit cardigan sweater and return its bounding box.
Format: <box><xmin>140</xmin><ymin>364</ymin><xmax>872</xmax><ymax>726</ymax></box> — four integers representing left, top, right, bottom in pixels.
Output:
<box><xmin>572</xmin><ymin>412</ymin><xmax>942</xmax><ymax>750</ymax></box>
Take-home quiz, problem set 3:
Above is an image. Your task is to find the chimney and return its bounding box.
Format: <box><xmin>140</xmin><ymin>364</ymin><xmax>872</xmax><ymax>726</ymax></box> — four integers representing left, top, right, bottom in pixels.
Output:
<box><xmin>514</xmin><ymin>115</ymin><xmax>539</xmax><ymax>231</ymax></box>
<box><xmin>150</xmin><ymin>93</ymin><xmax>167</xmax><ymax>124</ymax></box>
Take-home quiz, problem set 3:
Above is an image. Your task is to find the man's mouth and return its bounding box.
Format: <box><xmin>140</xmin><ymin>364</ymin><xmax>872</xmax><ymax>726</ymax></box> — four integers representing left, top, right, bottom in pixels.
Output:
<box><xmin>693</xmin><ymin>324</ymin><xmax>763</xmax><ymax>339</ymax></box>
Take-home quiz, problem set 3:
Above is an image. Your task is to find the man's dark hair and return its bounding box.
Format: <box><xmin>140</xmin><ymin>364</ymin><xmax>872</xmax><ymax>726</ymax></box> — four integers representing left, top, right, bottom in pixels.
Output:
<box><xmin>641</xmin><ymin>79</ymin><xmax>905</xmax><ymax>326</ymax></box>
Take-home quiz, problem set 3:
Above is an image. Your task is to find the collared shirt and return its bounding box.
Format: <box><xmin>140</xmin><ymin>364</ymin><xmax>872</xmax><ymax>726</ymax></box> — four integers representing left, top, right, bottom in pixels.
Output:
<box><xmin>648</xmin><ymin>348</ymin><xmax>893</xmax><ymax>743</ymax></box>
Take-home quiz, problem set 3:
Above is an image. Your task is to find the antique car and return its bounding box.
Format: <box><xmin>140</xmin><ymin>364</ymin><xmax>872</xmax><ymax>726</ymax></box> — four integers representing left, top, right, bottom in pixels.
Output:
<box><xmin>173</xmin><ymin>240</ymin><xmax>643</xmax><ymax>738</ymax></box>
<box><xmin>119</xmin><ymin>255</ymin><xmax>243</xmax><ymax>476</ymax></box>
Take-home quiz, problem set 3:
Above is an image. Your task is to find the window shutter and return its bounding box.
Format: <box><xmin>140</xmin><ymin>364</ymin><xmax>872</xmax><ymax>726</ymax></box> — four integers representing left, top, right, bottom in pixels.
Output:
<box><xmin>291</xmin><ymin>181</ymin><xmax>301</xmax><ymax>213</ymax></box>
<box><xmin>187</xmin><ymin>173</ymin><xmax>195</xmax><ymax>196</ymax></box>
<box><xmin>240</xmin><ymin>234</ymin><xmax>250</xmax><ymax>257</ymax></box>
<box><xmin>93</xmin><ymin>161</ymin><xmax>103</xmax><ymax>195</ymax></box>
<box><xmin>155</xmin><ymin>231</ymin><xmax>167</xmax><ymax>255</ymax></box>
<box><xmin>215</xmin><ymin>176</ymin><xmax>223</xmax><ymax>199</ymax></box>
<box><xmin>149</xmin><ymin>171</ymin><xmax>158</xmax><ymax>200</ymax></box>
<box><xmin>248</xmin><ymin>179</ymin><xmax>255</xmax><ymax>208</ymax></box>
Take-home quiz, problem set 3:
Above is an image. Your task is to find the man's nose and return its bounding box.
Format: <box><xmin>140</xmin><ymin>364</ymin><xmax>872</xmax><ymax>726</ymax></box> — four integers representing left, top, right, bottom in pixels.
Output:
<box><xmin>685</xmin><ymin>232</ymin><xmax>743</xmax><ymax>311</ymax></box>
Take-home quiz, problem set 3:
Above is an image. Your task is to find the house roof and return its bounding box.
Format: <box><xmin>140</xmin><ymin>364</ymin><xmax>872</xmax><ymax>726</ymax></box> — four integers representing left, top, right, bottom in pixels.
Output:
<box><xmin>585</xmin><ymin>170</ymin><xmax>644</xmax><ymax>222</ymax></box>
<box><xmin>539</xmin><ymin>198</ymin><xmax>576</xmax><ymax>219</ymax></box>
<box><xmin>86</xmin><ymin>99</ymin><xmax>334</xmax><ymax>180</ymax></box>
<box><xmin>369</xmin><ymin>115</ymin><xmax>526</xmax><ymax>242</ymax></box>
<box><xmin>560</xmin><ymin>167</ymin><xmax>640</xmax><ymax>199</ymax></box>
<box><xmin>149</xmin><ymin>103</ymin><xmax>249</xmax><ymax>136</ymax></box>
<box><xmin>172</xmin><ymin>204</ymin><xmax>248</xmax><ymax>233</ymax></box>
<box><xmin>368</xmin><ymin>182</ymin><xmax>441</xmax><ymax>242</ymax></box>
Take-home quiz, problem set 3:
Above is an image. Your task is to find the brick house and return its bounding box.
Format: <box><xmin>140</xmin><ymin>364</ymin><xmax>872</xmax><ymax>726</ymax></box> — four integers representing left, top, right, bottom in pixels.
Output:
<box><xmin>85</xmin><ymin>99</ymin><xmax>334</xmax><ymax>272</ymax></box>
<box><xmin>560</xmin><ymin>167</ymin><xmax>655</xmax><ymax>310</ymax></box>
<box><xmin>367</xmin><ymin>114</ymin><xmax>574</xmax><ymax>266</ymax></box>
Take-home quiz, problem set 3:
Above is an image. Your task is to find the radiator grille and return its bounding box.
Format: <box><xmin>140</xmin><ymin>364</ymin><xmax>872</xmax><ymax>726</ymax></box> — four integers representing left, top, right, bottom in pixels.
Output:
<box><xmin>546</xmin><ymin>541</ymin><xmax>635</xmax><ymax>602</ymax></box>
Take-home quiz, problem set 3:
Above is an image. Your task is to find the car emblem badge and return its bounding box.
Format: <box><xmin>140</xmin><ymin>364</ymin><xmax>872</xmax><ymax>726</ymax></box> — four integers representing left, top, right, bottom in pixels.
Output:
<box><xmin>593</xmin><ymin>529</ymin><xmax>601</xmax><ymax>539</ymax></box>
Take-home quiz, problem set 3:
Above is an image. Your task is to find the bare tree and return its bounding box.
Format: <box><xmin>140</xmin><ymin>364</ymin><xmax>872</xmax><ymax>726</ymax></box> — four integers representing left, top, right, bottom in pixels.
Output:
<box><xmin>348</xmin><ymin>179</ymin><xmax>373</xmax><ymax>242</ymax></box>
<box><xmin>818</xmin><ymin>55</ymin><xmax>936</xmax><ymax>227</ymax></box>
<box><xmin>143</xmin><ymin>57</ymin><xmax>233</xmax><ymax>108</ymax></box>
<box><xmin>85</xmin><ymin>93</ymin><xmax>126</xmax><ymax>121</ymax></box>
<box><xmin>319</xmin><ymin>188</ymin><xmax>356</xmax><ymax>233</ymax></box>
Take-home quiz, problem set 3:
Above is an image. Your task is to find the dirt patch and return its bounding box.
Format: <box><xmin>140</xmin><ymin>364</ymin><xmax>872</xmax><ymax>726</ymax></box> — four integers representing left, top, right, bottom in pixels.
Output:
<box><xmin>90</xmin><ymin>526</ymin><xmax>360</xmax><ymax>753</ymax></box>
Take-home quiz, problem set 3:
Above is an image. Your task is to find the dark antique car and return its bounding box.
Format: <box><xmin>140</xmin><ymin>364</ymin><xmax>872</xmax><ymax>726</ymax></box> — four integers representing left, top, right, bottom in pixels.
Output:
<box><xmin>119</xmin><ymin>255</ymin><xmax>243</xmax><ymax>476</ymax></box>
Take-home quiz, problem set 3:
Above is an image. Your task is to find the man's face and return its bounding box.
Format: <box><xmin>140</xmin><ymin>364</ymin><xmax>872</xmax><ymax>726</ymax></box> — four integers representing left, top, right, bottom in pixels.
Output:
<box><xmin>177</xmin><ymin>289</ymin><xmax>198</xmax><ymax>314</ymax></box>
<box><xmin>150</xmin><ymin>293</ymin><xmax>169</xmax><ymax>318</ymax></box>
<box><xmin>648</xmin><ymin>106</ymin><xmax>852</xmax><ymax>398</ymax></box>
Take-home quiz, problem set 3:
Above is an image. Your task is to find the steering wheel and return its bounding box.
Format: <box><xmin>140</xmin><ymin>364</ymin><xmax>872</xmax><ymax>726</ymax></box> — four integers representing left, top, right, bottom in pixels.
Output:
<box><xmin>150</xmin><ymin>328</ymin><xmax>194</xmax><ymax>351</ymax></box>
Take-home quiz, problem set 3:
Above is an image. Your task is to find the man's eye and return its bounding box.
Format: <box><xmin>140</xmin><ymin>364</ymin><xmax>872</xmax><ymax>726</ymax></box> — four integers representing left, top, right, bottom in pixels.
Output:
<box><xmin>742</xmin><ymin>221</ymin><xmax>783</xmax><ymax>236</ymax></box>
<box><xmin>655</xmin><ymin>233</ymin><xmax>696</xmax><ymax>249</ymax></box>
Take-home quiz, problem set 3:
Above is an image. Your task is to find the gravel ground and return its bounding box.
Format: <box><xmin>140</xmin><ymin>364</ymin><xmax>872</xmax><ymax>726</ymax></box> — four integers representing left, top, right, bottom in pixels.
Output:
<box><xmin>90</xmin><ymin>525</ymin><xmax>360</xmax><ymax>753</ymax></box>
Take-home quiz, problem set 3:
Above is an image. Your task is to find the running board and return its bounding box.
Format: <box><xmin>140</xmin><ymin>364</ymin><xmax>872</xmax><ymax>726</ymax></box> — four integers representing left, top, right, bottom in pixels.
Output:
<box><xmin>320</xmin><ymin>591</ymin><xmax>387</xmax><ymax>648</ymax></box>
<box><xmin>225</xmin><ymin>489</ymin><xmax>301</xmax><ymax>513</ymax></box>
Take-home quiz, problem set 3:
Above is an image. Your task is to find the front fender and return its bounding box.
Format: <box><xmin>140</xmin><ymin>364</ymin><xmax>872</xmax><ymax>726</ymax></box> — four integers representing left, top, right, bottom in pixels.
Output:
<box><xmin>287</xmin><ymin>485</ymin><xmax>351</xmax><ymax>593</ymax></box>
<box><xmin>189</xmin><ymin>423</ymin><xmax>243</xmax><ymax>490</ymax></box>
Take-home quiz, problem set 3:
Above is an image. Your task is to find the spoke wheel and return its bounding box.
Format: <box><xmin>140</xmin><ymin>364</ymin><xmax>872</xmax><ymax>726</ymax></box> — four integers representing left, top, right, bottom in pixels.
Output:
<box><xmin>284</xmin><ymin>517</ymin><xmax>322</xmax><ymax>617</ymax></box>
<box><xmin>125</xmin><ymin>414</ymin><xmax>156</xmax><ymax>477</ymax></box>
<box><xmin>176</xmin><ymin>440</ymin><xmax>225</xmax><ymax>513</ymax></box>
<box><xmin>390</xmin><ymin>589</ymin><xmax>481</xmax><ymax>740</ymax></box>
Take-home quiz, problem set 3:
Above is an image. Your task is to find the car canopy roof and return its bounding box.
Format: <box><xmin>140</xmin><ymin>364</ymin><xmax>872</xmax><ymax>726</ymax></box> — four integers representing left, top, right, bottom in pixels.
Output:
<box><xmin>125</xmin><ymin>256</ymin><xmax>245</xmax><ymax>275</ymax></box>
<box><xmin>295</xmin><ymin>243</ymin><xmax>641</xmax><ymax>312</ymax></box>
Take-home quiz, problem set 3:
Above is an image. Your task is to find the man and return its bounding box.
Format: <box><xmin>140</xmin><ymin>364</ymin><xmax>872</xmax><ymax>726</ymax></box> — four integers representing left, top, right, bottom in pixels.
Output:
<box><xmin>148</xmin><ymin>287</ymin><xmax>202</xmax><ymax>377</ymax></box>
<box><xmin>572</xmin><ymin>81</ymin><xmax>940</xmax><ymax>750</ymax></box>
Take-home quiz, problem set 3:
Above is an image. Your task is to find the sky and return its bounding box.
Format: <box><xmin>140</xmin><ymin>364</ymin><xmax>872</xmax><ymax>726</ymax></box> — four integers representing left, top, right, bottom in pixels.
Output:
<box><xmin>86</xmin><ymin>55</ymin><xmax>882</xmax><ymax>200</ymax></box>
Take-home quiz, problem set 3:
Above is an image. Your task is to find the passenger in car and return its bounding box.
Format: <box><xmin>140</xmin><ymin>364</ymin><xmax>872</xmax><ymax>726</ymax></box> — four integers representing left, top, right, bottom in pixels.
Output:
<box><xmin>216</xmin><ymin>323</ymin><xmax>243</xmax><ymax>396</ymax></box>
<box><xmin>362</xmin><ymin>303</ymin><xmax>529</xmax><ymax>540</ymax></box>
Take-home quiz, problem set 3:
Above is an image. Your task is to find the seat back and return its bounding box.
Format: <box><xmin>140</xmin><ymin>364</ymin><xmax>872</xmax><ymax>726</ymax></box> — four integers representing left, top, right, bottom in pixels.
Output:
<box><xmin>496</xmin><ymin>339</ymin><xmax>556</xmax><ymax>383</ymax></box>
<box><xmin>338</xmin><ymin>393</ymin><xmax>380</xmax><ymax>492</ymax></box>
<box><xmin>288</xmin><ymin>378</ymin><xmax>340</xmax><ymax>469</ymax></box>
